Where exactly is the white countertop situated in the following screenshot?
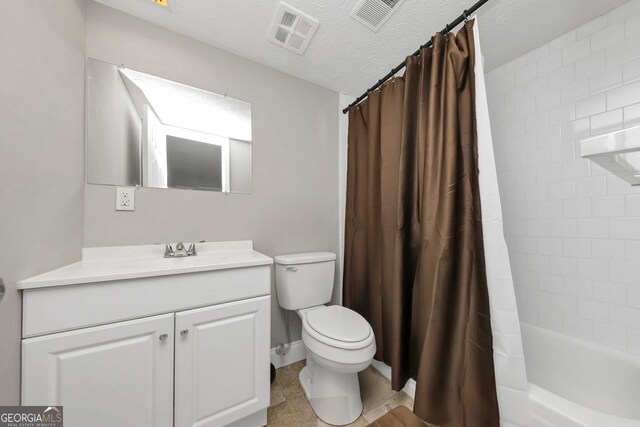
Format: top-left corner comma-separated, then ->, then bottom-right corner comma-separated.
18,241 -> 273,290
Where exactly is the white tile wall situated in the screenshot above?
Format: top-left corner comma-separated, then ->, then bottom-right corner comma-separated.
486,0 -> 640,356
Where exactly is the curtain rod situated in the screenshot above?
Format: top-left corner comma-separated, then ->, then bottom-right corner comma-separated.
342,0 -> 491,114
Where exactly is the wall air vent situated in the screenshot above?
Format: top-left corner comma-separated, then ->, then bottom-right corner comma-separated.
269,3 -> 319,55
350,0 -> 407,32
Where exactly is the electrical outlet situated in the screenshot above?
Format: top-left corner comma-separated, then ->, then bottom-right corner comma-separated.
116,187 -> 135,211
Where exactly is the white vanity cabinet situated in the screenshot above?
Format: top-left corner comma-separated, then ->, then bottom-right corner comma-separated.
19,241 -> 272,427
174,296 -> 270,427
22,313 -> 176,427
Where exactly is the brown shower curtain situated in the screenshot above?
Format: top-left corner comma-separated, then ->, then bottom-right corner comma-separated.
343,20 -> 499,426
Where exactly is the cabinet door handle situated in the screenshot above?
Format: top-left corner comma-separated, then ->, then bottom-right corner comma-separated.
180,329 -> 189,337
159,333 -> 169,341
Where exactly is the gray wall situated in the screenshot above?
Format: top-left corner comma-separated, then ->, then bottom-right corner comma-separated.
84,2 -> 341,347
0,0 -> 86,404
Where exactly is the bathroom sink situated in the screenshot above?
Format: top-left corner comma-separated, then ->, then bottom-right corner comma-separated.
18,241 -> 272,290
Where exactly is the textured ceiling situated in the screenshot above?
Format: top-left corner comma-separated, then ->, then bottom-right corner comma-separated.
92,0 -> 627,96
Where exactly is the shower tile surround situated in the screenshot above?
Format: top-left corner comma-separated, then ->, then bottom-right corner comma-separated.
486,0 -> 640,355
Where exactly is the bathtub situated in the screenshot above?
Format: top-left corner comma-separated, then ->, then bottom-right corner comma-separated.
520,323 -> 640,426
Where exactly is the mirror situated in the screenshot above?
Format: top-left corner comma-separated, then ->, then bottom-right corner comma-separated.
86,58 -> 252,193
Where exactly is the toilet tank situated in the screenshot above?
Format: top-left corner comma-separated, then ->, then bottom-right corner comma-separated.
274,252 -> 336,310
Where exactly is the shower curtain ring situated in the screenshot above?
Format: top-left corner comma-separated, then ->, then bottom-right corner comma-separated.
463,9 -> 469,23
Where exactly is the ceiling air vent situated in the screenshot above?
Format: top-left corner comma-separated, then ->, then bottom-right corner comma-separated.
269,3 -> 319,55
350,0 -> 407,32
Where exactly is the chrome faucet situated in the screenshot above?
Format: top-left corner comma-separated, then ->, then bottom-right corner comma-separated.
174,242 -> 188,257
156,241 -> 205,258
187,240 -> 205,256
157,243 -> 175,258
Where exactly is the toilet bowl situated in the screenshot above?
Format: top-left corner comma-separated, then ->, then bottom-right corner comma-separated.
298,306 -> 376,425
274,252 -> 376,425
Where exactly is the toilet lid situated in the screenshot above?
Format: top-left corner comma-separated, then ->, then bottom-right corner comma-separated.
305,306 -> 371,343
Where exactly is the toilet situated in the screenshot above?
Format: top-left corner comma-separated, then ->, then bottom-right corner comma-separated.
275,252 -> 376,425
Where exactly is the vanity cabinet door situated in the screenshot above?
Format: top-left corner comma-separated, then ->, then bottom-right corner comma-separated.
22,313 -> 174,427
174,295 -> 270,427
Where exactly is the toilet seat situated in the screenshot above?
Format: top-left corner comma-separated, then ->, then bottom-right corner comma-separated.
301,306 -> 374,350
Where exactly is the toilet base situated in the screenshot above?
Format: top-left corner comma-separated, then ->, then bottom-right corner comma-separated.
299,355 -> 363,425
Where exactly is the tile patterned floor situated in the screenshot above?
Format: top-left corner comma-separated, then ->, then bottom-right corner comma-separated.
268,360 -> 416,426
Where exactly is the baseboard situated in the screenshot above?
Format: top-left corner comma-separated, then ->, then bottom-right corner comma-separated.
402,378 -> 416,398
370,359 -> 416,398
370,359 -> 392,378
270,340 -> 306,369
